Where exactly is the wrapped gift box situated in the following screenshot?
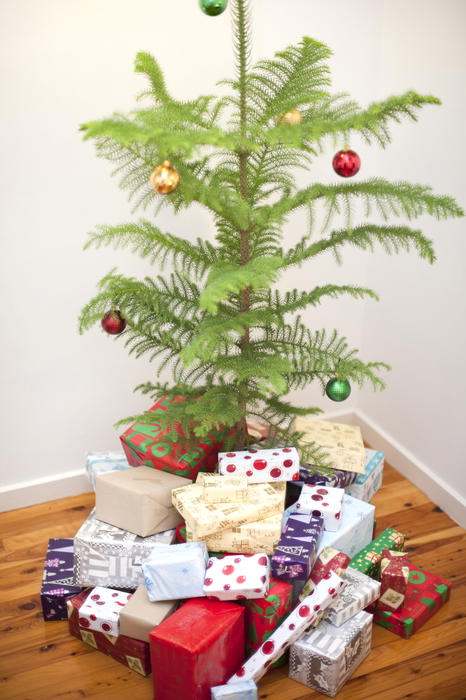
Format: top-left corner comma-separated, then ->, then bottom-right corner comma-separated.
218,447 -> 299,484
73,509 -> 176,589
119,584 -> 178,642
85,450 -> 129,490
295,485 -> 344,531
211,680 -> 257,700
175,523 -> 187,543
289,610 -> 373,697
293,418 -> 366,474
237,577 -> 292,664
95,466 -> 189,537
40,538 -> 82,620
314,494 -> 375,559
369,566 -> 451,638
227,571 -> 345,685
298,464 -> 357,488
346,449 -> 384,502
325,566 -> 380,627
142,542 -> 209,601
67,590 -> 151,676
204,553 -> 270,601
189,513 -> 283,556
172,481 -> 285,540
350,527 -> 405,579
299,547 -> 351,603
197,473 -> 248,503
150,598 -> 245,700
78,586 -> 132,636
271,514 -> 323,581
120,394 -> 230,480
377,550 -> 410,612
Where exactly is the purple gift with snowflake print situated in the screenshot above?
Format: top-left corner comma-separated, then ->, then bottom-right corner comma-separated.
271,515 -> 323,581
40,538 -> 82,620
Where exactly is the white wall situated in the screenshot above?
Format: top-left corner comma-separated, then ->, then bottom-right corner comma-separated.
1,2 -> 464,508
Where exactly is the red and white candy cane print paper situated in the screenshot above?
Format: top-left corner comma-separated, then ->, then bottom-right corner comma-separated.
78,586 -> 132,636
203,553 -> 271,601
218,447 -> 299,484
295,485 -> 344,531
226,571 -> 346,685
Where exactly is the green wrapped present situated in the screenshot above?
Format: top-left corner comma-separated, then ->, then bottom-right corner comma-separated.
349,527 -> 405,579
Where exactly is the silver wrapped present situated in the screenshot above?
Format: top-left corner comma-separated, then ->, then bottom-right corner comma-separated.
289,610 -> 372,697
324,566 -> 381,627
73,509 -> 175,589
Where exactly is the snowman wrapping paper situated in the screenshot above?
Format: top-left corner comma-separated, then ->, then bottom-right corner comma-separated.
295,485 -> 344,531
204,553 -> 270,601
218,447 -> 299,483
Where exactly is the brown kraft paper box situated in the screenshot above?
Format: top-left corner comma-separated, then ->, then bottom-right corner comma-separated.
95,466 -> 190,537
119,585 -> 178,642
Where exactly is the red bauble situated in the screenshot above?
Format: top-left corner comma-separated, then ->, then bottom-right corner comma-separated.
101,309 -> 126,335
332,149 -> 361,177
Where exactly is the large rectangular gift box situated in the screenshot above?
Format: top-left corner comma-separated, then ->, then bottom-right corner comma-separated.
85,450 -> 129,490
173,481 -> 285,540
119,585 -> 178,642
120,394 -> 230,480
369,565 -> 451,638
150,598 -> 245,700
188,513 -> 283,555
73,509 -> 175,588
346,449 -> 384,502
143,542 -> 209,601
196,473 -> 248,503
289,610 -> 373,697
324,566 -> 380,627
67,590 -> 151,676
95,466 -> 189,537
349,527 -> 405,579
41,538 -> 82,620
218,447 -> 299,483
293,417 -> 366,474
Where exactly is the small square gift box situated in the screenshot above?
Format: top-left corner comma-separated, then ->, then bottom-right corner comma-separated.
85,450 -> 129,490
142,541 -> 209,601
119,584 -> 178,642
77,586 -> 132,636
294,485 -> 344,531
271,514 -> 323,581
298,547 -> 351,603
211,680 -> 258,700
346,449 -> 384,502
377,550 -> 410,612
350,527 -> 405,579
203,553 -> 270,601
227,571 -> 346,685
288,610 -> 373,697
196,473 -> 248,503
218,446 -> 299,484
95,465 -> 189,537
40,538 -> 82,620
324,566 -> 380,627
150,598 -> 245,700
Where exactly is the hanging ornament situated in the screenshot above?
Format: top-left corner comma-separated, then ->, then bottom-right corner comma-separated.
332,149 -> 361,177
199,0 -> 228,16
278,108 -> 302,126
101,309 -> 126,335
325,377 -> 351,402
149,160 -> 180,194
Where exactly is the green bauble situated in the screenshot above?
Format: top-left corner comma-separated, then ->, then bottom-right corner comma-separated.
199,0 -> 228,16
325,377 -> 351,402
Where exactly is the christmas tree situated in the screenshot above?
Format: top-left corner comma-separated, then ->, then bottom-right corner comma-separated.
79,0 -> 462,460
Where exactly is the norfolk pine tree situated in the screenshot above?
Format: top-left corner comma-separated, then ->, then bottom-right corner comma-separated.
79,0 -> 463,463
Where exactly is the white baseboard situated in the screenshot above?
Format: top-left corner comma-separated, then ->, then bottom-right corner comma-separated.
1,411 -> 465,528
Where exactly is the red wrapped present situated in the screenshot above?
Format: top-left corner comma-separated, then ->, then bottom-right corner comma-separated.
149,598 -> 244,700
298,546 -> 351,603
67,590 -> 151,676
175,523 -> 187,543
237,577 -> 292,668
377,549 -> 410,612
369,565 -> 451,638
120,395 -> 231,480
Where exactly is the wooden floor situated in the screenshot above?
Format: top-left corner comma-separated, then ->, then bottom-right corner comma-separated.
1,461 -> 465,700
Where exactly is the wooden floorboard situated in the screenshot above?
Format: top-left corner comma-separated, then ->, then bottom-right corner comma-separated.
0,462 -> 465,700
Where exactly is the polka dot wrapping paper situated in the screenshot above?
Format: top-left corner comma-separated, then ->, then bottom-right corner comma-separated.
226,570 -> 346,685
204,553 -> 270,601
78,586 -> 132,636
218,447 -> 299,484
295,485 -> 345,531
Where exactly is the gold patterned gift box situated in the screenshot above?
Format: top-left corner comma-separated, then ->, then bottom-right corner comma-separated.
196,473 -> 248,503
293,417 -> 366,474
172,481 -> 286,540
186,513 -> 283,555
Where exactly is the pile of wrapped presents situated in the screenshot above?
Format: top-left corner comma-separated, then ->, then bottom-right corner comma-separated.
40,396 -> 451,699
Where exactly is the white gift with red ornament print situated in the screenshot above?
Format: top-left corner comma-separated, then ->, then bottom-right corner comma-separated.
295,485 -> 344,532
218,447 -> 299,484
77,586 -> 132,636
203,553 -> 270,601
226,571 -> 346,684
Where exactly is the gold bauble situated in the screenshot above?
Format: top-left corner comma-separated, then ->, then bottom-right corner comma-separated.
279,108 -> 302,126
149,160 -> 180,194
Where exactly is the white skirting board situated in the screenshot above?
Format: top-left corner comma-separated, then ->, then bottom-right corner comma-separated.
1,411 -> 465,528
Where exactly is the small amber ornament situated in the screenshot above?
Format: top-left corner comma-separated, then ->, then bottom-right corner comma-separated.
279,108 -> 302,126
149,160 -> 180,194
